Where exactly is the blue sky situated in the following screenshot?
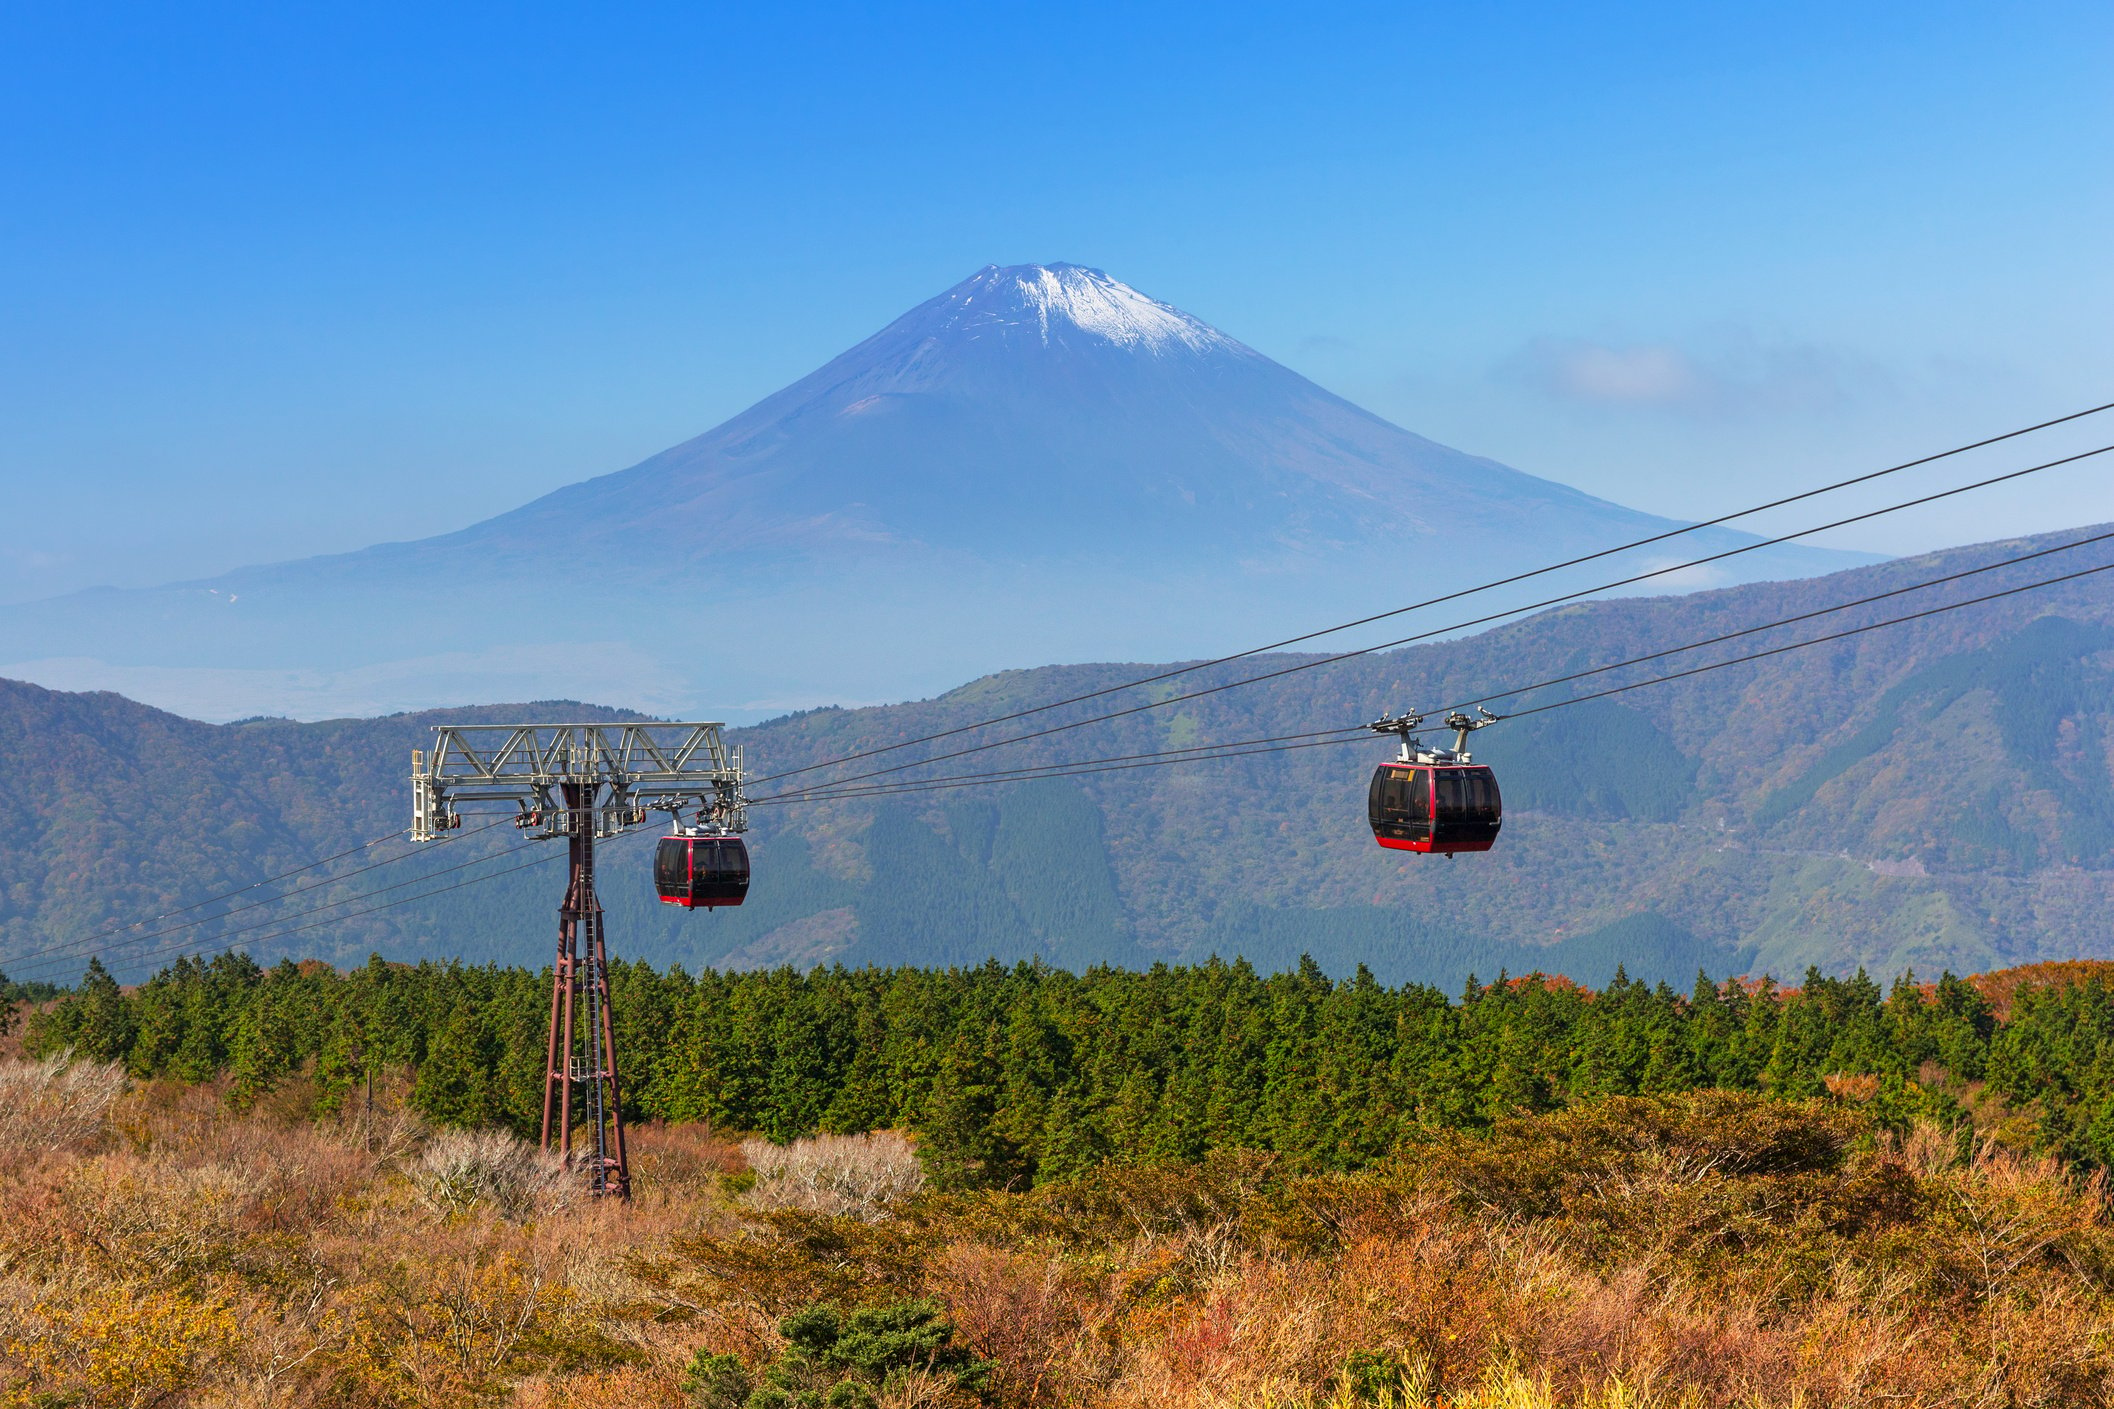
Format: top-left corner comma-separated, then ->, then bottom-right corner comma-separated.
2,0 -> 2109,603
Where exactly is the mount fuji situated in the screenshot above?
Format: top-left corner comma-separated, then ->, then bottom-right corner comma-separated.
0,264 -> 1870,720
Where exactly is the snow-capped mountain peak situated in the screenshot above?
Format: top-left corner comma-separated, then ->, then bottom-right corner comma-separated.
937,263 -> 1241,354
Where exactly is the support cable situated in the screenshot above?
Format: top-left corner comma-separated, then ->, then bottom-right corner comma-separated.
754,733 -> 1374,806
6,827 -> 408,965
0,817 -> 516,974
3,829 -> 552,980
1472,556 -> 2114,725
21,412 -> 2114,981
755,445 -> 2113,802
745,726 -> 1374,806
745,401 -> 2114,790
51,828 -> 657,985
1419,528 -> 2114,717
753,536 -> 2114,806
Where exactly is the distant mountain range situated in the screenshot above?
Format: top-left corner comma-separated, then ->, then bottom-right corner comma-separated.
0,263 -> 1865,723
4,521 -> 2109,991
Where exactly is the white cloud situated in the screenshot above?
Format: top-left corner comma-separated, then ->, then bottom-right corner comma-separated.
1499,331 -> 1891,418
1542,342 -> 1702,404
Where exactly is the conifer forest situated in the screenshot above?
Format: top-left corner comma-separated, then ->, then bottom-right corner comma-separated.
26,951 -> 2114,1177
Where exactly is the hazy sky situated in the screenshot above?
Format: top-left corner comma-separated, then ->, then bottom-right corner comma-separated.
2,1 -> 2109,604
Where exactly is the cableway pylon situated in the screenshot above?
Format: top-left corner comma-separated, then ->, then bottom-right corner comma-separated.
411,723 -> 747,1200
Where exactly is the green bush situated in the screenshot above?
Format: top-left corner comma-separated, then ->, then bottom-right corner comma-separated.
682,1350 -> 754,1409
745,1300 -> 993,1409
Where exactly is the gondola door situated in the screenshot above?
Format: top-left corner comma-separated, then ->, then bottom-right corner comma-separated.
1368,763 -> 1433,851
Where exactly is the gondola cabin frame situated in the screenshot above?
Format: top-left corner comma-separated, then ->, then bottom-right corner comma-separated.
1367,761 -> 1503,854
654,832 -> 752,908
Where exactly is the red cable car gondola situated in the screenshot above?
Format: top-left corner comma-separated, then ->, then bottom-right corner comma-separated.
1366,708 -> 1503,855
654,831 -> 751,908
1368,761 -> 1503,853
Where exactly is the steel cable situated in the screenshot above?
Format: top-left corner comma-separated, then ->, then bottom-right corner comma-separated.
745,401 -> 2114,790
0,817 -> 517,973
752,444 -> 2114,803
752,534 -> 2114,806
30,549 -> 2110,980
22,411 -> 2114,979
3,828 -> 552,980
50,829 -> 658,982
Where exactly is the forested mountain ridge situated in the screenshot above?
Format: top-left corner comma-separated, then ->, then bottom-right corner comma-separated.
0,691 -> 639,980
2,522 -> 2111,987
714,521 -> 2114,983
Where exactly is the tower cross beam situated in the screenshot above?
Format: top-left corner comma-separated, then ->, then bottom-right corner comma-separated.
412,723 -> 745,841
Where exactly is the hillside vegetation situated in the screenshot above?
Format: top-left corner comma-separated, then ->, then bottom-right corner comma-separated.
4,1053 -> 2111,1407
3,524 -> 2112,985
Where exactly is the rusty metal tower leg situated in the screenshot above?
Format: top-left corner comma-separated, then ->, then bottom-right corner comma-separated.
580,881 -> 630,1199
539,901 -> 572,1157
541,782 -> 630,1199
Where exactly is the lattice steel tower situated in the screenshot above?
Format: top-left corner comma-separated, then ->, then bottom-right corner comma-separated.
411,723 -> 745,1199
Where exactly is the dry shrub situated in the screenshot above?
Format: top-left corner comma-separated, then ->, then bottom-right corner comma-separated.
332,1241 -> 596,1406
5,1082 -> 2113,1409
1410,1092 -> 1924,1302
742,1130 -> 923,1219
1411,1365 -> 1690,1408
1090,1103 -> 2114,1409
113,1073 -> 366,1174
44,1156 -> 257,1283
85,1075 -> 389,1250
1416,1092 -> 1864,1224
640,1204 -> 937,1322
1106,1219 -> 1519,1409
0,1052 -> 124,1152
629,1121 -> 748,1207
1882,1117 -> 1962,1176
878,1365 -> 978,1409
1504,1256 -> 1797,1404
1109,1226 -> 1795,1409
512,1364 -> 689,1408
411,1126 -> 577,1220
314,1065 -> 430,1161
0,1077 -> 688,1409
1821,1071 -> 1880,1102
1921,1140 -> 2107,1300
928,1242 -> 1112,1406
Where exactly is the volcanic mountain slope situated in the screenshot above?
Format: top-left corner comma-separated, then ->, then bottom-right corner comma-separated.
2,522 -> 2108,991
0,263 -> 1862,722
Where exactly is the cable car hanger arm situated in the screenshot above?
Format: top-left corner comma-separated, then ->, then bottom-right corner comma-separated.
1367,707 -> 1499,762
411,722 -> 748,842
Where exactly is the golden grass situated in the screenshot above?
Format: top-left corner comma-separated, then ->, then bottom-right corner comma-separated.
2,1065 -> 2109,1409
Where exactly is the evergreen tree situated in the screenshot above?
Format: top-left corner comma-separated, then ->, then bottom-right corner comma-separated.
919,1011 -> 1021,1188
227,980 -> 300,1106
51,957 -> 135,1062
412,998 -> 504,1127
